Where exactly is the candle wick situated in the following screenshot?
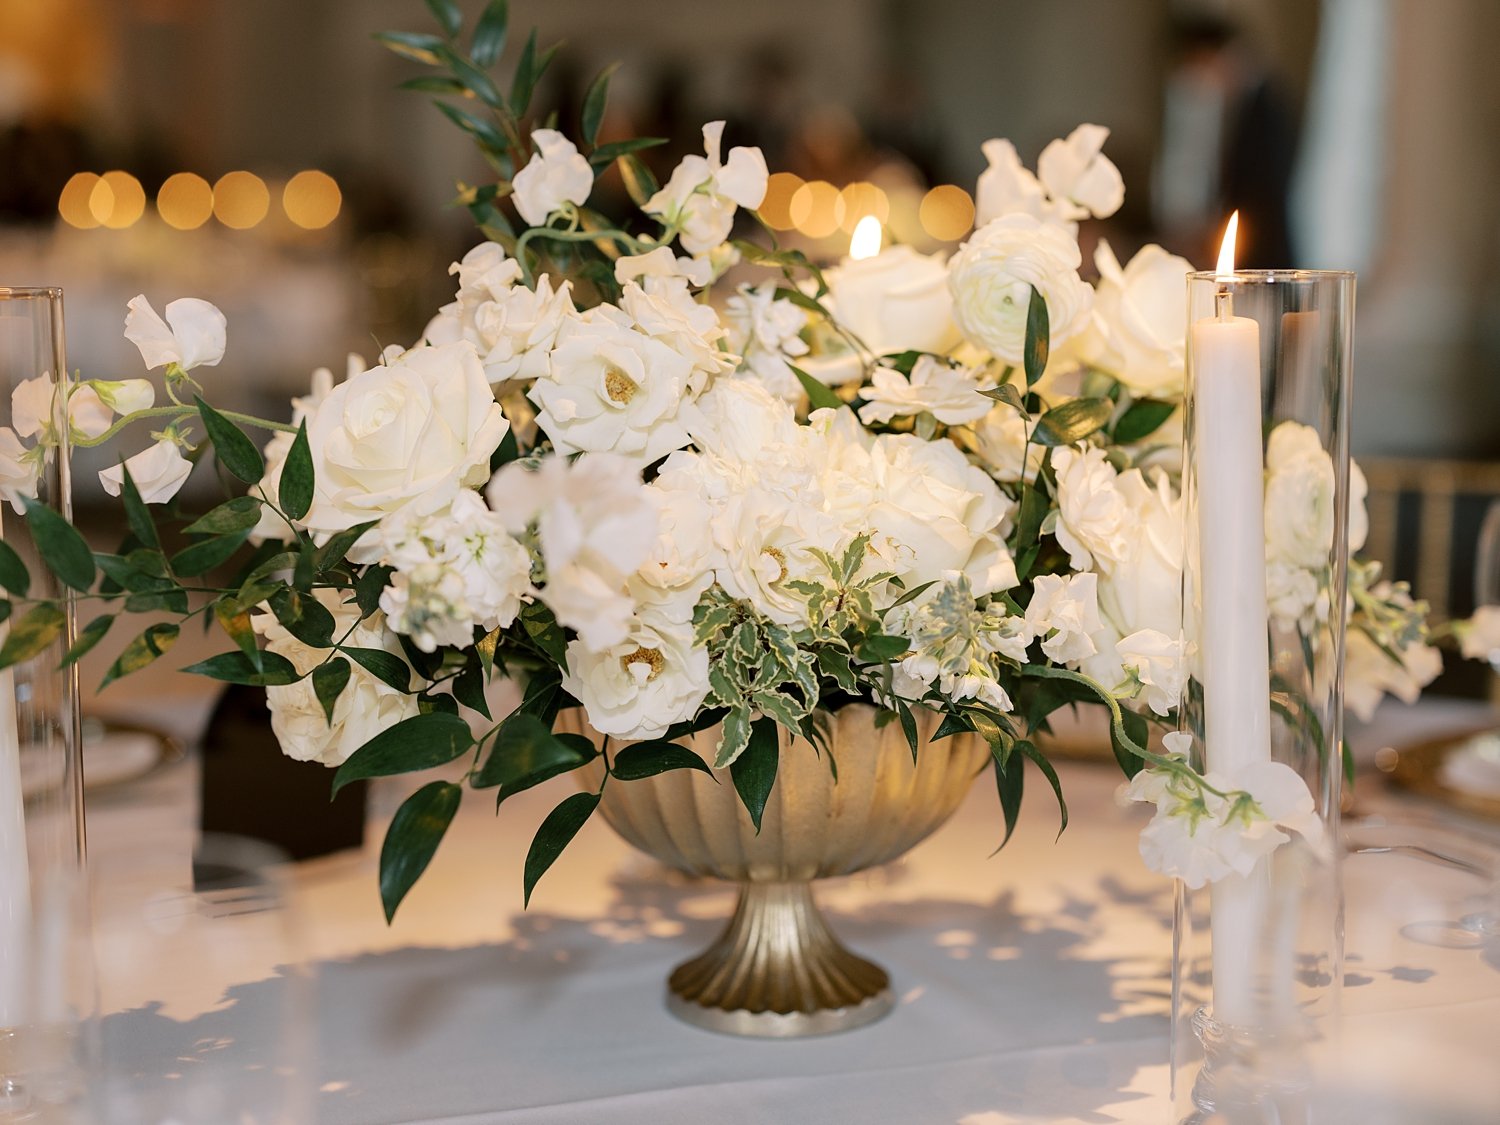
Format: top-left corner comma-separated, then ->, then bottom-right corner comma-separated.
1215,287 -> 1233,322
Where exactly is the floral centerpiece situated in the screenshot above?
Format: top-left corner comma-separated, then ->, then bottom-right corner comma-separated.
0,1 -> 1448,931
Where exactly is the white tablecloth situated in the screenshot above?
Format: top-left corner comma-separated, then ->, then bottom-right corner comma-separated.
80,692 -> 1500,1124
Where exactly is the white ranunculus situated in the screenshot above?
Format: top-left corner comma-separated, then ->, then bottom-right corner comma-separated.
857,356 -> 992,427
948,214 -> 1094,364
974,138 -> 1050,226
486,453 -> 659,652
1459,604 -> 1500,663
532,309 -> 701,468
0,427 -> 41,513
1051,444 -> 1128,571
1115,628 -> 1188,716
1344,628 -> 1442,723
822,244 -> 961,357
253,591 -> 420,767
98,439 -> 193,504
1025,572 -> 1103,663
11,375 -> 55,440
301,342 -> 508,548
1264,422 -> 1336,571
511,129 -> 593,227
124,295 -> 226,371
970,402 -> 1041,483
252,362 -> 341,544
644,121 -> 768,254
865,434 -> 1018,596
723,283 -> 809,402
1036,124 -> 1124,221
1089,240 -> 1191,396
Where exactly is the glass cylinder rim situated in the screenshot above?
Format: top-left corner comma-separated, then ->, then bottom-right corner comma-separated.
1187,269 -> 1355,284
0,286 -> 64,300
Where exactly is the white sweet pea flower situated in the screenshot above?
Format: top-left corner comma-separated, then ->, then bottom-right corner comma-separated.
1088,240 -> 1192,397
1036,124 -> 1124,221
124,295 -> 226,371
65,379 -> 155,441
1051,444 -> 1128,570
1025,572 -> 1103,663
1345,628 -> 1442,722
644,120 -> 768,255
857,356 -> 992,427
10,375 -> 56,440
1459,604 -> 1500,663
723,283 -> 809,402
974,138 -> 1050,226
511,129 -> 593,227
614,246 -> 715,292
99,438 -> 193,504
0,427 -> 42,512
947,214 -> 1094,364
1115,629 -> 1189,716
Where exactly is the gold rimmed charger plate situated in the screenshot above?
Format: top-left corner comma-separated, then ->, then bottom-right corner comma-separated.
1382,727 -> 1500,822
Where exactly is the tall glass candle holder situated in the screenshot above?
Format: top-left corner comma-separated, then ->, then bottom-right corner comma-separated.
1174,269 -> 1355,1122
0,287 -> 89,1118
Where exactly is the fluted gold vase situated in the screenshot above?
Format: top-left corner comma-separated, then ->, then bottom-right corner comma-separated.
562,703 -> 990,1037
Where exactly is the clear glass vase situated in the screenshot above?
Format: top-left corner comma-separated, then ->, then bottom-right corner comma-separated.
1173,270 -> 1356,1122
0,287 -> 90,1120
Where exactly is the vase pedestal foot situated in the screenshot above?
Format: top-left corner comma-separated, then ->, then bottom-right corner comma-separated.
665,881 -> 894,1038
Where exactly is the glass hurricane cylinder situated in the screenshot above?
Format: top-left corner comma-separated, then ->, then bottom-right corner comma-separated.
1173,270 -> 1355,1122
0,288 -> 90,1119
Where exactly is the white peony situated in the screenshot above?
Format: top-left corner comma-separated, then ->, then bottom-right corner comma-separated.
947,214 -> 1094,364
1024,572 -> 1103,663
511,129 -> 593,226
644,120 -> 768,254
0,427 -> 41,513
98,439 -> 193,504
1036,124 -> 1124,221
974,138 -> 1050,226
1051,444 -> 1128,571
300,342 -> 509,549
857,356 -> 992,427
124,295 -> 226,371
970,402 -> 1042,483
251,361 -> 340,544
1344,628 -> 1442,723
1115,628 -> 1189,716
1089,240 -> 1192,396
253,591 -> 420,767
687,377 -> 808,474
486,453 -> 659,652
723,283 -> 809,402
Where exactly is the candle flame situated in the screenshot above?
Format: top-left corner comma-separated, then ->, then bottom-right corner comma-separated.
849,215 -> 882,260
1215,211 -> 1240,280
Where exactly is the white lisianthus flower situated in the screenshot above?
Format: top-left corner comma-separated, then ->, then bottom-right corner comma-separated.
1088,240 -> 1191,396
723,283 -> 809,402
10,375 -> 56,440
619,282 -> 736,388
562,591 -> 711,740
970,403 -> 1041,483
1051,444 -> 1128,571
857,356 -> 992,427
98,439 -> 193,504
531,309 -> 701,468
1115,629 -> 1189,716
947,214 -> 1094,364
1264,422 -> 1336,571
124,295 -> 226,371
253,591 -> 419,768
1024,572 -> 1103,663
974,138 -> 1050,226
1459,604 -> 1500,663
511,129 -> 593,227
301,342 -> 508,551
486,453 -> 659,652
252,362 -> 341,544
1036,124 -> 1125,221
377,490 -> 533,652
424,243 -> 575,386
644,120 -> 768,254
0,427 -> 42,512
1344,628 -> 1443,723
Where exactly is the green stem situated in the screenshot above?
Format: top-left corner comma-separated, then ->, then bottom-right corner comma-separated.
72,405 -> 296,449
514,223 -> 645,284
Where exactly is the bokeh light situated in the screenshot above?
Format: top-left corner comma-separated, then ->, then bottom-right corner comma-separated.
57,172 -> 102,229
758,171 -> 803,231
789,180 -> 841,239
835,181 -> 890,234
96,171 -> 146,229
156,172 -> 214,230
282,170 -> 342,229
919,184 -> 975,242
213,171 -> 270,229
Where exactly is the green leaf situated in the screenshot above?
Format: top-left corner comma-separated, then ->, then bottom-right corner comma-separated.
469,0 -> 509,67
61,614 -> 114,668
729,717 -> 779,832
182,649 -> 300,687
1017,740 -> 1067,839
100,622 -> 178,689
316,521 -> 380,570
1115,710 -> 1149,780
374,29 -> 444,66
270,587 -> 337,648
474,712 -> 593,790
398,74 -> 466,95
22,497 -> 94,592
618,153 -> 659,208
433,99 -> 507,153
792,366 -> 843,412
509,29 -> 540,114
452,659 -> 490,719
856,632 -> 908,663
931,711 -> 973,742
183,495 -> 262,536
897,700 -> 920,763
117,465 -> 161,550
1113,397 -> 1177,445
1342,737 -> 1356,793
0,600 -> 9,626
278,422 -> 314,522
992,743 -> 1024,852
1023,285 -> 1049,387
0,538 -> 30,597
980,382 -> 1026,412
611,740 -> 714,781
523,791 -> 599,906
213,597 -> 262,669
519,601 -> 566,665
423,0 -> 462,38
488,427 -> 519,474
333,711 -> 475,795
342,646 -> 411,692
436,43 -> 506,110
195,397 -> 264,483
380,781 -> 462,922
313,658 -> 351,725
581,62 -> 619,147
588,137 -> 667,168
122,585 -> 190,615
1032,397 -> 1114,447
0,602 -> 67,669
171,528 -> 251,577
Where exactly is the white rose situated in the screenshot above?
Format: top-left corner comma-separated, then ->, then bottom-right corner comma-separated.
712,486 -> 842,627
948,215 -> 1093,364
1051,444 -> 1128,571
0,427 -> 42,513
1095,467 -> 1183,638
619,282 -> 735,388
301,342 -> 509,547
823,245 -> 961,356
974,138 -> 1050,226
686,376 -> 810,479
98,439 -> 193,504
1263,422 -> 1336,571
1348,459 -> 1369,554
724,283 -> 809,402
1089,240 -> 1191,396
124,295 -> 226,371
253,591 -> 420,767
857,356 -> 992,427
1025,572 -> 1103,663
511,129 -> 593,227
641,455 -> 719,593
1036,124 -> 1124,221
645,121 -> 768,255
532,309 -> 700,468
